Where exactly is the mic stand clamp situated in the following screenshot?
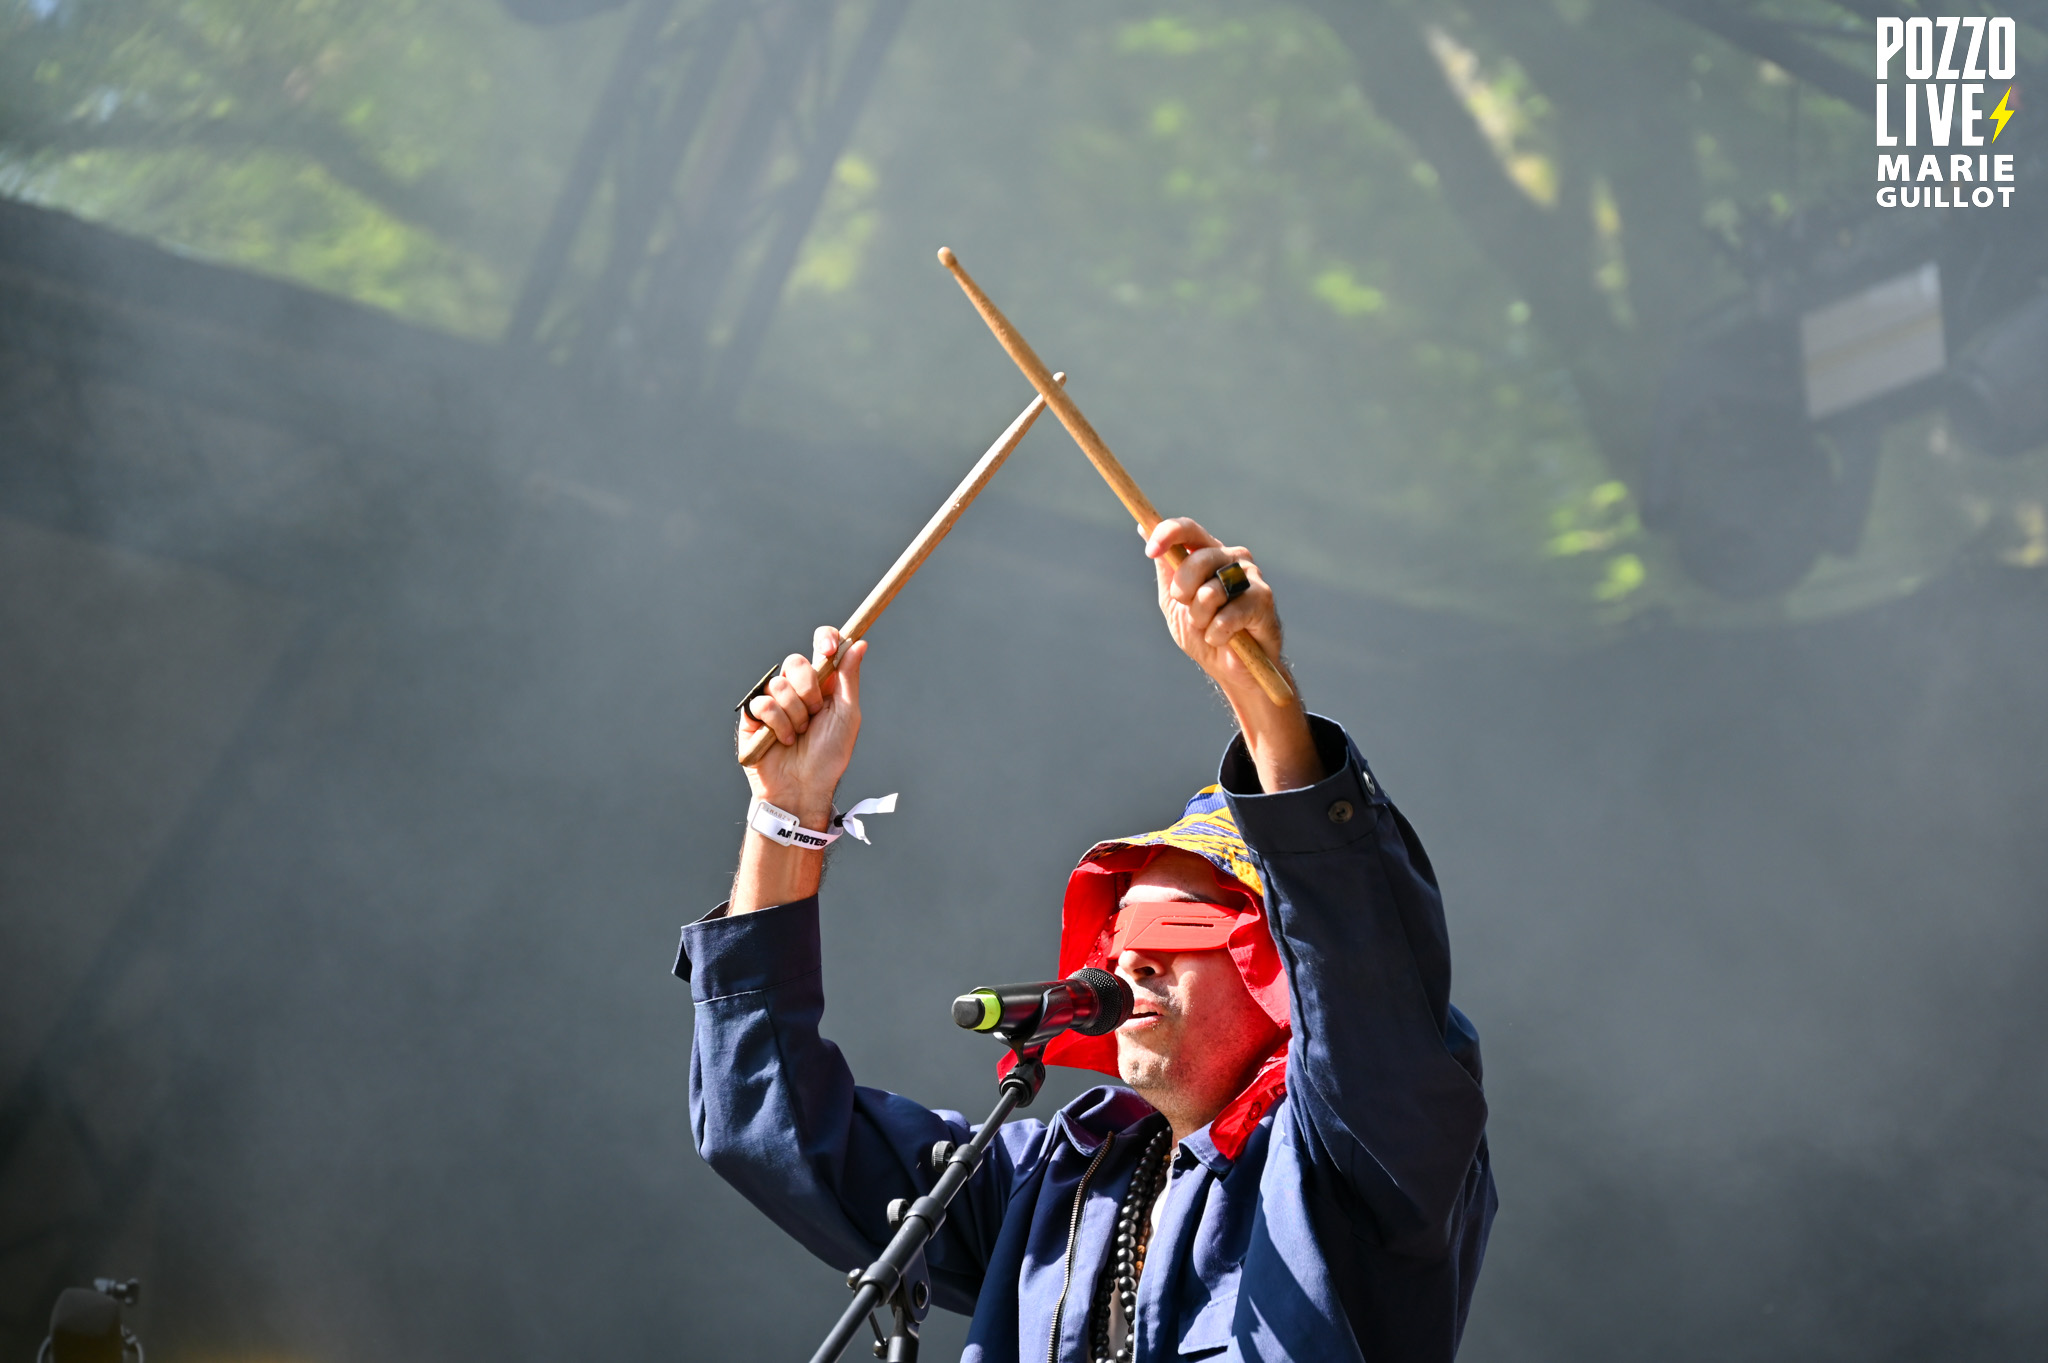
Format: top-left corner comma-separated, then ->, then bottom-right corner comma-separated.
806,1047 -> 1049,1363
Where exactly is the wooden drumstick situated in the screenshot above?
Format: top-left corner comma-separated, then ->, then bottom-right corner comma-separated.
737,376 -> 1066,767
936,247 -> 1297,707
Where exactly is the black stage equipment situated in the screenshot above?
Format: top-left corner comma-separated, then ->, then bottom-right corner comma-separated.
39,1280 -> 142,1363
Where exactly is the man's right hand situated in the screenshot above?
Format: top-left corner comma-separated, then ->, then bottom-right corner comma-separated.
729,627 -> 866,916
738,625 -> 866,832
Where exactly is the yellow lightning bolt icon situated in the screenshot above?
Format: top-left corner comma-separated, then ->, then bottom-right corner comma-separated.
1989,86 -> 2015,143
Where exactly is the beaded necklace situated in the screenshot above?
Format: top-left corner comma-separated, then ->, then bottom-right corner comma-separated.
1087,1123 -> 1174,1363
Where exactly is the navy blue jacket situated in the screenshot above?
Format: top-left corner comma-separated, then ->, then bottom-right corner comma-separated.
676,718 -> 1496,1361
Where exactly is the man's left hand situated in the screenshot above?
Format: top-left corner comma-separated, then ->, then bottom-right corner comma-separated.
1147,517 -> 1286,704
1146,516 -> 1324,793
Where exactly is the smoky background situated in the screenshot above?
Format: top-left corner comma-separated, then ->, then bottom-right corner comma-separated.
3,3 -> 2046,1363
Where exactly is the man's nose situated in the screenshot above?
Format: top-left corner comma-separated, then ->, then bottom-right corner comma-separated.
1116,948 -> 1163,980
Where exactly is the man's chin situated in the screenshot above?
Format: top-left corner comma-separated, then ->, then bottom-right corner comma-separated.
1116,1039 -> 1172,1093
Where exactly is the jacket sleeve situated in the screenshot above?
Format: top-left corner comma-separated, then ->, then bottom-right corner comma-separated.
1219,715 -> 1490,1258
676,895 -> 1041,1313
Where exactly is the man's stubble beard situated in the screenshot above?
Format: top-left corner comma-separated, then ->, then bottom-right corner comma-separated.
1116,1029 -> 1183,1110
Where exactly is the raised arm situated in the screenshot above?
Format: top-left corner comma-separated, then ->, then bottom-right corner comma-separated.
686,631 -> 1040,1308
1147,518 -> 1490,1258
1219,722 -> 1489,1258
680,896 -> 1039,1312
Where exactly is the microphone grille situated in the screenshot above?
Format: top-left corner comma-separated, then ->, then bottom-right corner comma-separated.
1069,967 -> 1133,1036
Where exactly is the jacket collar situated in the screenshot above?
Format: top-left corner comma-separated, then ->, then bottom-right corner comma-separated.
1052,1086 -> 1158,1154
1051,1054 -> 1286,1164
1206,1052 -> 1287,1162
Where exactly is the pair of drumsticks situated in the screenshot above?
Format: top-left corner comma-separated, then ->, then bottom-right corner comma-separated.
736,248 -> 1294,766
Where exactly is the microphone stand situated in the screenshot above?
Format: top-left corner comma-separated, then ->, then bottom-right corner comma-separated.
805,1046 -> 1048,1363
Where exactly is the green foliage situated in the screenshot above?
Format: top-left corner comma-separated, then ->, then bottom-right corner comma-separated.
747,1 -> 1672,624
1,0 -> 616,332
5,0 -> 2043,631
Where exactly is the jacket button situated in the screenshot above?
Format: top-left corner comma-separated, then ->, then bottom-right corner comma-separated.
1327,799 -> 1354,824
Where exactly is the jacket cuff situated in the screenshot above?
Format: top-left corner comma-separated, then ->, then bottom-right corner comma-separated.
672,895 -> 822,1002
1217,714 -> 1384,855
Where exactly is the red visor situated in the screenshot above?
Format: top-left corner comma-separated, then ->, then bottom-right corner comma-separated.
1109,898 -> 1243,953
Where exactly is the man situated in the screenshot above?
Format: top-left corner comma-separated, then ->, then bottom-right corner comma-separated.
676,517 -> 1496,1362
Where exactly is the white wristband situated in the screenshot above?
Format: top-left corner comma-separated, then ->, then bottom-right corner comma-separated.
747,793 -> 898,850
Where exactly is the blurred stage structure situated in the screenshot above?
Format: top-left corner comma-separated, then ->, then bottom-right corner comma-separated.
0,194 -> 506,1360
1640,2 -> 2048,598
2,0 -> 925,1330
1647,181 -> 2048,599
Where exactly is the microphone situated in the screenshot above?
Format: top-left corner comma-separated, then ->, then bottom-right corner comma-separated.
952,969 -> 1133,1045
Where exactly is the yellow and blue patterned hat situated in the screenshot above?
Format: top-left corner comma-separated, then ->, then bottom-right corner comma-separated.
1080,784 -> 1265,901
